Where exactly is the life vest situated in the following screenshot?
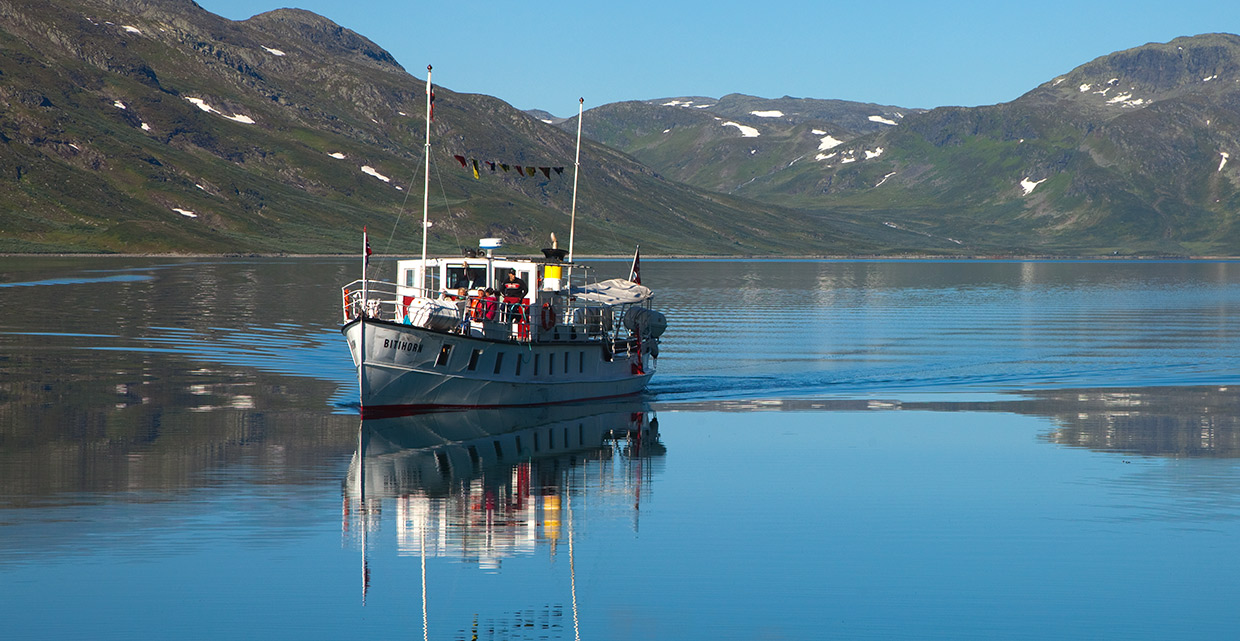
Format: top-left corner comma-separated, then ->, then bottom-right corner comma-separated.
540,303 -> 556,330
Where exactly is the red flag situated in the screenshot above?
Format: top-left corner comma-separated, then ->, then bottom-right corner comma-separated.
429,90 -> 435,121
453,154 -> 467,167
629,246 -> 641,285
364,227 -> 373,269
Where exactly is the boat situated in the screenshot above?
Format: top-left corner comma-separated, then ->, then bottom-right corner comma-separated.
340,67 -> 666,415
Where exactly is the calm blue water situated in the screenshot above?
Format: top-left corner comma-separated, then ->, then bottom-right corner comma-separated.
4,257 -> 1240,639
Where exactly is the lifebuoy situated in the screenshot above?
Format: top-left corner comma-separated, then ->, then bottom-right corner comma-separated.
468,296 -> 484,321
540,303 -> 556,330
343,288 -> 353,320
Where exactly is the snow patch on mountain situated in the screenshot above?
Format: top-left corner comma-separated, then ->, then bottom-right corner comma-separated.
722,122 -> 760,137
185,97 -> 256,124
361,166 -> 390,182
868,115 -> 898,126
750,110 -> 784,118
1020,177 -> 1046,195
817,133 -> 843,151
662,99 -> 715,109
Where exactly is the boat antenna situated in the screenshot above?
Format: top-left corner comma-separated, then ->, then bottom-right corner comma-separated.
420,65 -> 433,288
568,97 -> 583,263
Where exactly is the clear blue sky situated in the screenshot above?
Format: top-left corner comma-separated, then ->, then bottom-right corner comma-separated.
197,0 -> 1238,116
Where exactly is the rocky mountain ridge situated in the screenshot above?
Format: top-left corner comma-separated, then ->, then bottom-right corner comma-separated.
570,33 -> 1240,254
4,0 -> 1239,256
0,0 -> 853,255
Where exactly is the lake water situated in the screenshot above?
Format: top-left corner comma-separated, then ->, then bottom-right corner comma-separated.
5,257 -> 1240,639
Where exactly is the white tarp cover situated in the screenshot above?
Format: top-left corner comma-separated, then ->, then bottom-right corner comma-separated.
568,278 -> 652,305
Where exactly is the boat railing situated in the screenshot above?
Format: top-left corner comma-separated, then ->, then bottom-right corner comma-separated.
343,279 -> 651,347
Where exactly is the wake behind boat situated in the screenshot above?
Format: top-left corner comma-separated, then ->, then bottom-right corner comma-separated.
340,68 -> 666,415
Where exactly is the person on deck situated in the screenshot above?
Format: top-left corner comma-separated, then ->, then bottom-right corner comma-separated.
502,271 -> 527,322
479,288 -> 498,321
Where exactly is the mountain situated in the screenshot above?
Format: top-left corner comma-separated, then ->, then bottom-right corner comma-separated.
567,94 -> 920,195
571,34 -> 1240,255
0,0 -> 879,255
6,2 -> 1240,256
781,32 -> 1240,255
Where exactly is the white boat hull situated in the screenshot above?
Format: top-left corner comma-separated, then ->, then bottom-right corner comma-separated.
343,317 -> 655,413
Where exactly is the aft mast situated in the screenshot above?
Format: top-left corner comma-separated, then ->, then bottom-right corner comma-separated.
568,97 -> 583,263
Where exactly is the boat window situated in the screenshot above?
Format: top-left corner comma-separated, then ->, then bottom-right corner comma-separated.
564,352 -> 570,374
493,352 -> 505,375
493,440 -> 503,457
563,427 -> 570,448
404,269 -> 415,287
548,429 -> 555,449
434,451 -> 450,475
515,354 -> 523,376
578,424 -> 583,445
436,344 -> 453,367
549,353 -> 555,376
446,264 -> 486,290
578,351 -> 584,373
467,349 -> 481,371
467,445 -> 480,471
533,432 -> 540,452
534,354 -> 540,376
515,435 -> 523,453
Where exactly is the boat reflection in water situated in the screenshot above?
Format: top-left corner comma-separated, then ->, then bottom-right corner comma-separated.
343,399 -> 662,611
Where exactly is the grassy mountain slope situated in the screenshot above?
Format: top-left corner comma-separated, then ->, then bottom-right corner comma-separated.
567,34 -> 1240,255
564,94 -> 920,196
738,34 -> 1240,255
0,0 -> 885,255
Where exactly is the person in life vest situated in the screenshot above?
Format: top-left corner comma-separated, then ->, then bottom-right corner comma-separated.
501,271 -> 527,322
480,288 -> 498,321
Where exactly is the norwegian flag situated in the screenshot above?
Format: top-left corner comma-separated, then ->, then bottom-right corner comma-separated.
364,227 -> 372,269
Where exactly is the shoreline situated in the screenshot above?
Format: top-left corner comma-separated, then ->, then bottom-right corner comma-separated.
4,253 -> 1240,261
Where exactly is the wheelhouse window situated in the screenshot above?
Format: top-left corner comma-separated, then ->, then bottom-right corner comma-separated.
436,344 -> 453,367
445,264 -> 487,290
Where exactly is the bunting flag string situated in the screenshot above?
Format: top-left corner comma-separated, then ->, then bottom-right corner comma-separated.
451,154 -> 565,181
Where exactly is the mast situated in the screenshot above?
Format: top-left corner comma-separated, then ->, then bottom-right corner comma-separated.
420,65 -> 433,289
359,226 -> 369,410
567,97 -> 583,263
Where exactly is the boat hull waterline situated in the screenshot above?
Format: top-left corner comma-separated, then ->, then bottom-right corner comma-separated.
344,317 -> 654,415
